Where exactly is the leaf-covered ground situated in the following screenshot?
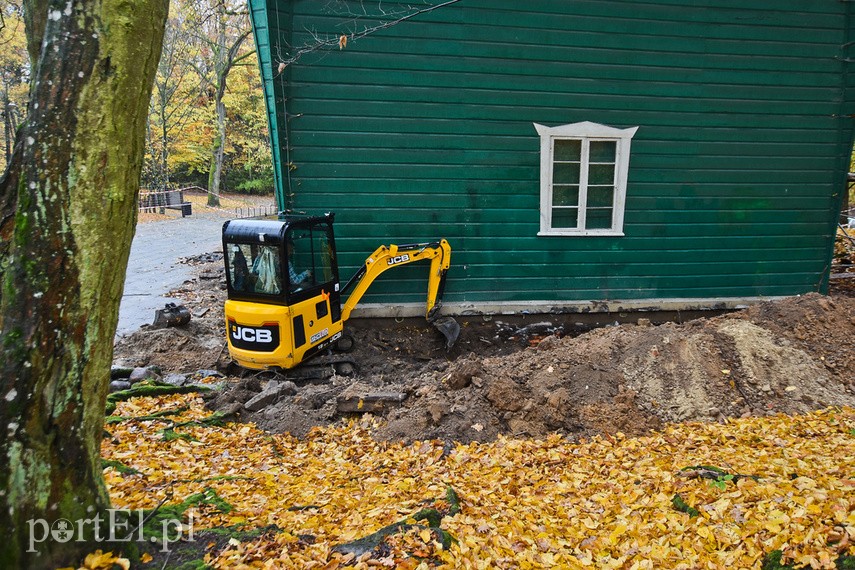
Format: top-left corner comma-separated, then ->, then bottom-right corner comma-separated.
99,393 -> 855,569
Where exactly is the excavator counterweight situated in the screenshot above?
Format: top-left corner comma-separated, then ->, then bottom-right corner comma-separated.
222,213 -> 458,372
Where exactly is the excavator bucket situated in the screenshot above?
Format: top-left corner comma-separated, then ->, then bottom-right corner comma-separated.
432,316 -> 460,349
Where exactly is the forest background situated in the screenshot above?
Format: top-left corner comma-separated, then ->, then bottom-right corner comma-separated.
0,0 -> 271,205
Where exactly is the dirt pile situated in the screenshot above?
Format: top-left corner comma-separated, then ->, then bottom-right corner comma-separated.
373,297 -> 854,443
113,260 -> 228,372
114,259 -> 855,444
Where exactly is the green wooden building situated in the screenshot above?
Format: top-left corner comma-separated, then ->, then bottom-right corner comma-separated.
248,0 -> 854,317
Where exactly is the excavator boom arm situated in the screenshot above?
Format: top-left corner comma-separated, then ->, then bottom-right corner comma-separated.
340,239 -> 452,324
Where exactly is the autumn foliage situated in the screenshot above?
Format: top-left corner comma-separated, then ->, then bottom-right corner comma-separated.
98,391 -> 855,569
143,0 -> 270,196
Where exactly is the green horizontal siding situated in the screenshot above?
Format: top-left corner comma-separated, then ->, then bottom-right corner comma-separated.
256,0 -> 855,305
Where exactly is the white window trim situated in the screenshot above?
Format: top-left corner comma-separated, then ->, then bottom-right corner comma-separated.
534,121 -> 638,236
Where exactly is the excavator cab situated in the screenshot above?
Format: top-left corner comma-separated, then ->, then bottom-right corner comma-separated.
223,213 -> 459,373
223,214 -> 346,370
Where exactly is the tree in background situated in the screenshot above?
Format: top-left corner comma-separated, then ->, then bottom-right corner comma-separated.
145,0 -> 208,192
187,0 -> 254,207
0,4 -> 29,172
0,0 -> 167,566
142,0 -> 271,202
222,51 -> 274,194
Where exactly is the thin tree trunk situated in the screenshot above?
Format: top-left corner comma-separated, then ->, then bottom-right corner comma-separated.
208,98 -> 225,207
207,2 -> 228,208
161,105 -> 169,189
3,85 -> 12,165
205,1 -> 250,208
0,0 -> 167,567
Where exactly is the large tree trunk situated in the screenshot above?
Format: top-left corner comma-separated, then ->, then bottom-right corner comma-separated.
0,1 -> 167,568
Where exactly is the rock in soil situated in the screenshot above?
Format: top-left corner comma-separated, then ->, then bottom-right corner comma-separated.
109,380 -> 131,393
337,392 -> 407,413
128,366 -> 160,385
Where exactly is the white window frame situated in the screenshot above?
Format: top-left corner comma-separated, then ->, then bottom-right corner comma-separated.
534,121 -> 638,236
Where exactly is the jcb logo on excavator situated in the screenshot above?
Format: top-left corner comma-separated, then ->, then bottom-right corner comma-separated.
228,321 -> 280,352
387,254 -> 410,265
232,327 -> 272,343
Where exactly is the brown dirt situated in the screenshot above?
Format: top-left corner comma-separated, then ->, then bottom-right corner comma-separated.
114,256 -> 855,444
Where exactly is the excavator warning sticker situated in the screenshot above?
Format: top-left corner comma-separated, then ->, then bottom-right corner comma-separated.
228,321 -> 280,352
310,328 -> 329,344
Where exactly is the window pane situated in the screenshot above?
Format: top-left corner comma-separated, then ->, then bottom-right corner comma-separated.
553,162 -> 580,185
287,223 -> 337,293
589,163 -> 615,185
553,185 -> 579,206
588,186 -> 614,208
225,242 -> 283,295
287,232 -> 315,292
586,208 -> 613,230
589,140 -> 616,162
552,207 -> 578,228
314,227 -> 337,283
554,139 -> 581,161
251,245 -> 283,294
226,243 -> 255,293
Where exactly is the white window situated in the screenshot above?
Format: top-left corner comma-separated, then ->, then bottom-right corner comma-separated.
534,121 -> 638,236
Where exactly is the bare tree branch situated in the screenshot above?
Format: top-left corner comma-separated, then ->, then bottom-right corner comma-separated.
276,0 -> 462,70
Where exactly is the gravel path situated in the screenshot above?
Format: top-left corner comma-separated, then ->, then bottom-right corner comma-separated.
117,212 -> 229,337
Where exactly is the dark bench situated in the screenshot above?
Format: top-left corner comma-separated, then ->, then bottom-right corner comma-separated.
163,189 -> 192,217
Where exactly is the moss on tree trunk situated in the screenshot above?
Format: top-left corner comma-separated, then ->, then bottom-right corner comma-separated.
0,0 -> 167,567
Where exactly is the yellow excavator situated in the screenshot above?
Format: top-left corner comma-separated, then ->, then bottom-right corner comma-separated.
222,213 -> 459,376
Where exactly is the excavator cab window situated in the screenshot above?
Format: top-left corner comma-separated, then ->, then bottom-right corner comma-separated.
223,215 -> 340,310
227,243 -> 282,295
287,233 -> 314,292
284,221 -> 339,304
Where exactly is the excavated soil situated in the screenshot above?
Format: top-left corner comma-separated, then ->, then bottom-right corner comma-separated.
113,256 -> 855,444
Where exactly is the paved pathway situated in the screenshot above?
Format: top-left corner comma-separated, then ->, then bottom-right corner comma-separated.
117,213 -> 228,336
